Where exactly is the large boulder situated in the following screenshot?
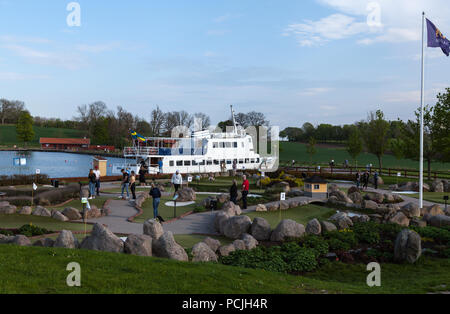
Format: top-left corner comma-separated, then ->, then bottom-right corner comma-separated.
428,215 -> 450,228
54,230 -> 78,249
329,190 -> 353,204
0,205 -> 16,214
221,202 -> 237,217
219,244 -> 235,257
223,216 -> 252,239
421,204 -> 444,217
255,204 -> 267,212
431,180 -> 444,193
364,192 -> 384,204
32,206 -> 51,217
348,192 -> 363,204
270,219 -> 305,242
52,210 -> 69,222
401,203 -> 421,218
363,200 -> 378,210
33,238 -> 55,247
397,182 -> 430,192
202,237 -> 221,253
18,206 -> 32,215
279,200 -> 290,210
394,229 -> 421,263
320,221 -> 337,233
266,202 -> 279,212
124,234 -> 152,256
370,176 -> 384,186
347,186 -> 361,195
328,184 -> 339,193
273,181 -> 290,193
153,231 -> 188,261
214,212 -> 230,234
241,233 -> 258,250
306,218 -> 322,235
216,193 -> 229,204
176,188 -> 196,202
192,242 -> 218,262
288,200 -> 300,208
10,235 -> 31,246
389,212 -> 410,227
62,207 -> 82,220
143,219 -> 164,240
329,212 -> 353,230
250,217 -> 271,241
384,193 -> 395,203
80,223 -> 124,253
86,205 -> 102,219
233,239 -> 246,250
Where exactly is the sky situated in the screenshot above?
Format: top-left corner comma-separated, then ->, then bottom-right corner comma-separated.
0,0 -> 449,129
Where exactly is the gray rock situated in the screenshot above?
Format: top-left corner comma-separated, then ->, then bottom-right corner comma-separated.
18,206 -> 32,215
255,204 -> 267,212
233,239 -> 246,250
364,192 -> 384,204
266,202 -> 279,211
80,223 -> 124,253
222,201 -> 237,217
250,217 -> 272,241
389,212 -> 410,227
214,212 -> 230,234
219,244 -> 235,257
152,231 -> 188,261
306,218 -> 321,235
62,207 -> 82,220
124,234 -> 152,256
401,202 -> 421,218
348,192 -> 363,204
0,205 -> 16,214
202,237 -> 221,252
363,200 -> 378,210
54,230 -> 78,249
223,215 -> 252,239
328,184 -> 339,193
428,215 -> 450,228
143,219 -> 164,240
192,242 -> 218,262
329,190 -> 353,203
52,210 -> 69,222
394,229 -> 421,263
241,233 -> 258,250
176,188 -> 196,202
431,180 -> 444,193
270,219 -> 305,242
10,235 -> 31,246
421,204 -> 444,217
384,193 -> 395,203
288,200 -> 300,208
279,200 -> 290,210
410,218 -> 427,228
320,221 -> 337,233
32,206 -> 51,217
33,238 -> 55,247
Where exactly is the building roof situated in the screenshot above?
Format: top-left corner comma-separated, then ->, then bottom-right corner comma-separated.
40,138 -> 90,145
304,175 -> 328,184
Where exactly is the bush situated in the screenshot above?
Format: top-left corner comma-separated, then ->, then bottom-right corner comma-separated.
353,222 -> 380,245
323,229 -> 358,249
300,235 -> 329,257
0,174 -> 51,187
17,224 -> 51,237
410,226 -> 450,245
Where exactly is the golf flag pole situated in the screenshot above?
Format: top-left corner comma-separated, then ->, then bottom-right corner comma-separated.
419,12 -> 425,210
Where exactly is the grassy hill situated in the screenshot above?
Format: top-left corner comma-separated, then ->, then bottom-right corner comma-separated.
0,124 -> 85,147
0,245 -> 448,294
280,141 -> 450,171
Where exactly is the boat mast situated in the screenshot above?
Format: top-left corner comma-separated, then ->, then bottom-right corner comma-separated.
230,105 -> 237,135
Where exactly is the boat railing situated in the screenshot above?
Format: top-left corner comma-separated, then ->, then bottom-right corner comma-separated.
124,147 -> 206,156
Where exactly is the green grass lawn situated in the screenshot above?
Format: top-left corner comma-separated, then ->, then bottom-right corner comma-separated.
0,214 -> 92,233
0,245 -> 448,294
280,141 -> 450,171
408,192 -> 450,204
0,124 -> 85,147
246,204 -> 336,228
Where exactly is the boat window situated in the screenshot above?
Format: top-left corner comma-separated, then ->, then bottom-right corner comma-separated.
169,161 -> 174,167
256,158 -> 260,163
213,160 -> 220,165
250,159 -> 255,163
192,160 -> 198,166
207,160 -> 212,165
239,159 -> 244,164
199,160 -> 205,166
220,142 -> 225,148
226,160 -> 232,164
176,160 -> 183,166
184,160 -> 191,166
233,142 -> 238,148
245,159 -> 250,163
225,142 -> 231,148
213,142 -> 218,148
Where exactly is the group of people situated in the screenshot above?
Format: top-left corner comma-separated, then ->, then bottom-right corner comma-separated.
87,167 -> 101,199
356,170 -> 379,190
229,175 -> 250,209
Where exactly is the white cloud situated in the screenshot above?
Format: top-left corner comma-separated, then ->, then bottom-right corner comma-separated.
76,42 -> 120,53
0,72 -> 50,80
298,87 -> 334,96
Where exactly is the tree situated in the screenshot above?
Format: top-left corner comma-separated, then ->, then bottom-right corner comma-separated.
362,110 -> 390,173
280,127 -> 303,142
194,113 -> 211,130
346,130 -> 363,166
433,88 -> 450,162
16,111 -> 34,146
0,99 -> 25,124
306,137 -> 317,164
149,106 -> 165,136
388,138 -> 405,166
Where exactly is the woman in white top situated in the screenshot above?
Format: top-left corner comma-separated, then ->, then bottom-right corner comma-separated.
171,170 -> 183,195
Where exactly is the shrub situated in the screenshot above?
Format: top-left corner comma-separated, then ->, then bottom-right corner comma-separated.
410,226 -> 450,245
0,174 -> 51,187
353,222 -> 380,245
17,224 -> 51,237
300,235 -> 329,257
260,177 -> 271,187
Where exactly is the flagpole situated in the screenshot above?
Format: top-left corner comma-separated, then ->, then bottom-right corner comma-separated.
419,11 -> 425,209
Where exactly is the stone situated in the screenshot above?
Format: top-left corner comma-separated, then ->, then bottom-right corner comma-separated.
370,176 -> 384,186
270,219 -> 305,242
288,200 -> 300,208
152,231 -> 188,261
306,218 -> 321,235
10,235 -> 31,246
86,205 -> 102,219
80,223 -> 124,253
410,218 -> 427,228
176,188 -> 196,202
347,186 -> 361,195
392,194 -> 404,203
328,184 -> 339,193
143,219 -> 164,240
202,196 -> 216,209
219,244 -> 235,257
384,193 -> 395,203
203,237 -> 221,252
0,205 -> 16,214
216,193 -> 229,203
52,210 -> 69,222
320,221 -> 337,233
357,215 -> 370,223
222,201 -> 237,217
401,202 -> 421,218
0,235 -> 13,244
234,205 -> 242,216
214,212 -> 230,234
394,229 -> 421,263
421,204 -> 444,217
250,217 -> 271,241
348,192 -> 362,204
333,215 -> 353,230
389,212 -> 410,227
397,182 -> 430,192
329,190 -> 353,203
428,215 -> 450,228
363,200 -> 378,210
431,180 -> 444,193
124,234 -> 152,256
279,200 -> 290,210
62,207 -> 82,220
274,181 -> 290,192
233,239 -> 246,250
32,206 -> 51,217
54,230 -> 78,249
241,233 -> 258,250
266,202 -> 279,211
33,238 -> 55,247
192,242 -> 218,262
18,206 -> 32,215
364,192 -> 384,204
255,204 -> 267,212
223,216 -> 252,239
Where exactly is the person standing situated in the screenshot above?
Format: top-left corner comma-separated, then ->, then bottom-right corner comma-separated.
356,171 -> 361,189
363,171 -> 370,190
232,160 -> 237,177
93,166 -> 101,196
149,183 -> 164,222
230,179 -> 238,204
139,166 -> 147,186
158,159 -> 163,174
373,171 -> 379,190
171,170 -> 183,195
88,169 -> 96,199
130,171 -> 137,201
120,169 -> 130,200
242,175 -> 249,209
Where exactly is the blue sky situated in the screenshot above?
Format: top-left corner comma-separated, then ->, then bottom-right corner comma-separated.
0,0 -> 449,129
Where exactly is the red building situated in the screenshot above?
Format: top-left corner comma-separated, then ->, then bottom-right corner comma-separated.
40,138 -> 90,150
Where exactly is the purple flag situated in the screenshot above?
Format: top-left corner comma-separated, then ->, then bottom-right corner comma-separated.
426,18 -> 450,56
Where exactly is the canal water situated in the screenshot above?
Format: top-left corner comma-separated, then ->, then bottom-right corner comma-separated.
0,151 -> 129,178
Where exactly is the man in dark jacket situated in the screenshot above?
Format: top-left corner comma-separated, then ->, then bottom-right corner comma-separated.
149,182 -> 164,222
230,179 -> 238,204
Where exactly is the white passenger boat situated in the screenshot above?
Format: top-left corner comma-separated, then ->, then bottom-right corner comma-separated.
123,107 -> 277,175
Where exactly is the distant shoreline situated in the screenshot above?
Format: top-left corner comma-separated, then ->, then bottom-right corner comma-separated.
0,148 -> 122,158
